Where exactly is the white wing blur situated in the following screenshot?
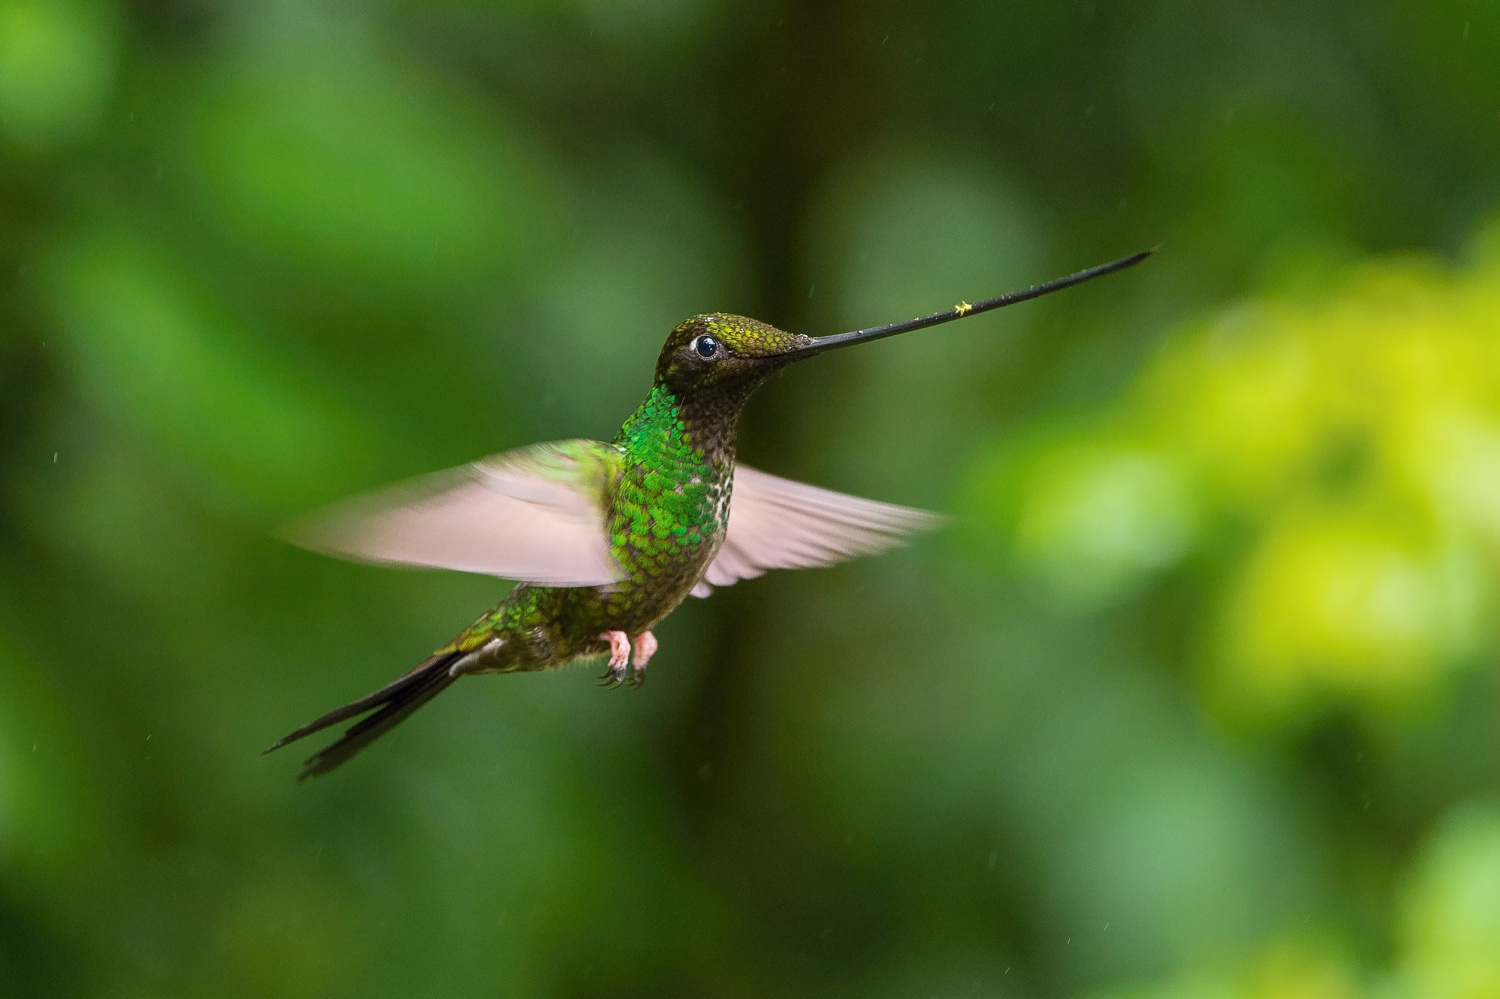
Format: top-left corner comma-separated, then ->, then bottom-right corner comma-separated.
692,465 -> 942,596
282,440 -> 624,587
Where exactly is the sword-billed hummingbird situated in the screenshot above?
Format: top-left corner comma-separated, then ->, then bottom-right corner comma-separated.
267,250 -> 1151,779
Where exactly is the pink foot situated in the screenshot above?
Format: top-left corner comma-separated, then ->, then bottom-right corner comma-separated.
629,631 -> 658,686
597,630 -> 631,687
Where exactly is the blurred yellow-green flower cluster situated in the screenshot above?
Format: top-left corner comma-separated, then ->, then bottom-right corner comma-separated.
967,234 -> 1500,729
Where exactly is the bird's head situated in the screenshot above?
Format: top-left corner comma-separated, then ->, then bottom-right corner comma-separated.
654,314 -> 811,397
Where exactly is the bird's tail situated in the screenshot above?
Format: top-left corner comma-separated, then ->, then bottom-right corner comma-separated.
264,650 -> 464,780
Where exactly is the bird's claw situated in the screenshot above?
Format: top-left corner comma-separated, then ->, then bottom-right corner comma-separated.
628,630 -> 657,689
598,631 -> 631,688
596,630 -> 657,690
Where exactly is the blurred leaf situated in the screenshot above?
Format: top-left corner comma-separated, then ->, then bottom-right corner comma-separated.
0,0 -> 115,150
42,226 -> 382,516
1215,508 -> 1485,723
959,418 -> 1200,607
1399,801 -> 1500,999
187,27 -> 552,297
0,628 -> 96,876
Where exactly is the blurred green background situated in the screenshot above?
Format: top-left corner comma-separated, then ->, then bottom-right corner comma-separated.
3,0 -> 1500,995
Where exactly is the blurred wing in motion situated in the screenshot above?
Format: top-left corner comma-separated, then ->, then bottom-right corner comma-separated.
282,439 -> 624,587
692,465 -> 943,596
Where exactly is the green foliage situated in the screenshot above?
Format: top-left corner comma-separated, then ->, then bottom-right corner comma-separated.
963,244 -> 1500,728
0,0 -> 115,150
2,1 -> 1499,997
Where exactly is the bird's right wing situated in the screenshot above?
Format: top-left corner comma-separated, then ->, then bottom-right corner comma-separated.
281,439 -> 625,587
692,465 -> 942,596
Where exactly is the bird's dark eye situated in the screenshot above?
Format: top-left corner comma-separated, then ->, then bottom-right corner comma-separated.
694,335 -> 718,358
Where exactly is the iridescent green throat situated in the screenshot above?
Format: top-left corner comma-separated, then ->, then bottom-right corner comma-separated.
612,383 -> 733,551
615,381 -> 743,474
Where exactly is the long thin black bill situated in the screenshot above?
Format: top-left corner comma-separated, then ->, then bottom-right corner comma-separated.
783,248 -> 1154,359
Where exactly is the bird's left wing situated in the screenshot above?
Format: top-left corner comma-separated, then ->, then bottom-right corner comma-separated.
692,465 -> 942,597
281,439 -> 625,587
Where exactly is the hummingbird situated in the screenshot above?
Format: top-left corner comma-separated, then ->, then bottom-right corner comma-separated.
266,250 -> 1151,779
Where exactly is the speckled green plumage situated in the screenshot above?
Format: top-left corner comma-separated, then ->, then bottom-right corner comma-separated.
438,312 -> 798,674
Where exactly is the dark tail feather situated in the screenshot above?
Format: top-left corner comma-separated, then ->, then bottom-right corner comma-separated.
264,651 -> 464,780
